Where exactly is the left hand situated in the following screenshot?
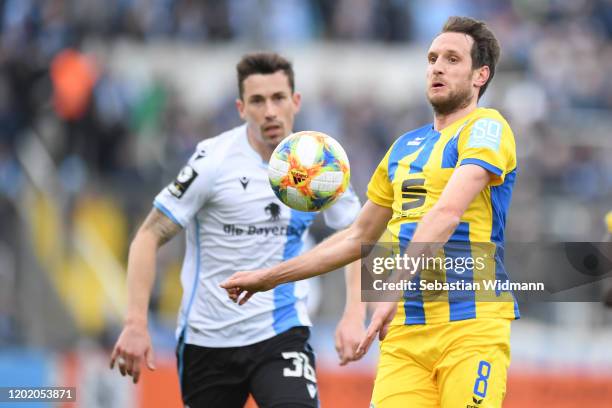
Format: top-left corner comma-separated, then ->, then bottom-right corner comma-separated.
220,269 -> 275,305
335,311 -> 367,366
356,301 -> 398,357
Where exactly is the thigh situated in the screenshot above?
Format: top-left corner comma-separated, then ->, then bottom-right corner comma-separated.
437,319 -> 511,408
249,327 -> 318,408
371,326 -> 440,408
179,343 -> 249,408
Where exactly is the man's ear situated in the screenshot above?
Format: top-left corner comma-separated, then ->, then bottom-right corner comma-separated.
236,98 -> 245,120
474,65 -> 490,90
292,92 -> 302,114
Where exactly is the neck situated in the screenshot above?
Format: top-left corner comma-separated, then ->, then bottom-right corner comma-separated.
433,99 -> 478,131
246,127 -> 275,162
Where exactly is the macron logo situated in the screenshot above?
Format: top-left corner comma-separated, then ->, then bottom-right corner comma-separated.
406,137 -> 425,146
307,383 -> 317,399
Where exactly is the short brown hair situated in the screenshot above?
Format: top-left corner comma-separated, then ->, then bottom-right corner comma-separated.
236,52 -> 295,99
442,16 -> 500,99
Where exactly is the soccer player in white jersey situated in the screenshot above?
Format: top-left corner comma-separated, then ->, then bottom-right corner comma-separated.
109,52 -> 364,407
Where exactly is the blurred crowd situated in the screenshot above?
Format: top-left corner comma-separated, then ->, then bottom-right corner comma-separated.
1,0 -> 612,346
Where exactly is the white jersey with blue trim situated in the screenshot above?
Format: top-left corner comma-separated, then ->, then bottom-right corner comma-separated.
154,124 -> 361,348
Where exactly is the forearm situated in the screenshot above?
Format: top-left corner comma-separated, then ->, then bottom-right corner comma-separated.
343,260 -> 366,318
125,235 -> 159,325
409,164 -> 490,248
221,201 -> 392,300
124,208 -> 182,324
384,207 -> 461,291
412,205 -> 461,246
269,227 -> 362,286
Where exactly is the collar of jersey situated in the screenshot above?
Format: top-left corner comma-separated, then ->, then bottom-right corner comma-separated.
434,107 -> 484,133
239,124 -> 269,169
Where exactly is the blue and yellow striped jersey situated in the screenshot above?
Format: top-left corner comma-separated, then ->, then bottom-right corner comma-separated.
367,107 -> 519,325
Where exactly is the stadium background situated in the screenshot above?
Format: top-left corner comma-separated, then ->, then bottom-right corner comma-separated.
1,0 -> 612,406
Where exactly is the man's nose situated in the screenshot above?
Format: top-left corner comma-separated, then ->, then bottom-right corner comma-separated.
265,100 -> 277,119
432,59 -> 445,75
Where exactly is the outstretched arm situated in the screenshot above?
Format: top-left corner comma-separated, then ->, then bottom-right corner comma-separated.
221,200 -> 392,304
110,208 -> 182,383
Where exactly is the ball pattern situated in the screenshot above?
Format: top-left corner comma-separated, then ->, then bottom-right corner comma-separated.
268,131 -> 350,212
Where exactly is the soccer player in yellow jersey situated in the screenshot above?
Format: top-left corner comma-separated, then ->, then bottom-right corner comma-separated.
222,16 -> 517,407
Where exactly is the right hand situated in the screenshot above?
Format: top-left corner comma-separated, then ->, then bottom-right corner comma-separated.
110,321 -> 156,383
220,268 -> 276,305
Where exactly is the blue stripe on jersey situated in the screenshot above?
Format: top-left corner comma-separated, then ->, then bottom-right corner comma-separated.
181,219 -> 202,341
493,246 -> 520,318
490,169 -> 516,244
398,222 -> 426,325
490,169 -> 512,292
460,158 -> 503,176
490,169 -> 520,318
513,292 -> 521,319
273,209 -> 317,334
493,245 -> 507,297
409,130 -> 440,174
153,200 -> 183,227
177,330 -> 186,393
388,124 -> 432,182
445,222 -> 477,321
441,134 -> 459,168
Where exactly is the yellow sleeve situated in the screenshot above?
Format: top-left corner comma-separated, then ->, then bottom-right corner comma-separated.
367,145 -> 394,208
457,114 -> 516,186
605,211 -> 612,233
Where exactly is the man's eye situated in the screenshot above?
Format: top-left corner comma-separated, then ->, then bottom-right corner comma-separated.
428,56 -> 436,64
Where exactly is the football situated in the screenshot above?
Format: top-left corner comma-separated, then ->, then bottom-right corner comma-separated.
268,131 -> 350,212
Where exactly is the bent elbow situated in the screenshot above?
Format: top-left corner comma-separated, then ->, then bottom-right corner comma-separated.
447,213 -> 461,231
431,205 -> 462,229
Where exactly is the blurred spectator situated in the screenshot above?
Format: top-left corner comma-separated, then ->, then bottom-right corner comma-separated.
50,48 -> 97,121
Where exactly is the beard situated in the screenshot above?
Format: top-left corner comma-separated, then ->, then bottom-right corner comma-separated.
260,123 -> 286,147
428,84 -> 473,115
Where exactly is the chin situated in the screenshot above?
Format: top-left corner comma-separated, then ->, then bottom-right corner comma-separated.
267,134 -> 285,147
427,94 -> 447,106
